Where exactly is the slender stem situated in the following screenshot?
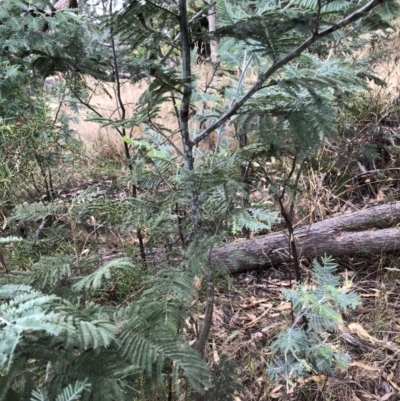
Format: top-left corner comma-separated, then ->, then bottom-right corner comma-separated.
278,157 -> 302,283
179,0 -> 213,369
176,203 -> 186,248
239,129 -> 250,239
161,5 -> 214,63
34,154 -> 51,201
196,252 -> 215,357
110,1 -> 130,167
178,0 -> 202,238
109,2 -> 147,267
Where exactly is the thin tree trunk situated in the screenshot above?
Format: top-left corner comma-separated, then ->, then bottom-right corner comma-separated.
109,6 -> 147,267
178,0 -> 202,238
207,1 -> 218,63
179,0 -> 214,374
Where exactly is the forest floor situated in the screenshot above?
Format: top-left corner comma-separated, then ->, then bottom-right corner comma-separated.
55,159 -> 400,400
211,256 -> 400,400
46,35 -> 400,400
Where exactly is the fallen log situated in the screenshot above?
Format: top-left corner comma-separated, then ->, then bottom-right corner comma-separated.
211,202 -> 400,273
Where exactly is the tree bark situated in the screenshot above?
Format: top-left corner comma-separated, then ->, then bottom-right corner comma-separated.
207,1 -> 218,63
211,202 -> 400,273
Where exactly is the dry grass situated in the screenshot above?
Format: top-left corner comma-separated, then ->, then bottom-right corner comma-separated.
59,64 -> 236,161
67,76 -> 176,159
370,30 -> 400,92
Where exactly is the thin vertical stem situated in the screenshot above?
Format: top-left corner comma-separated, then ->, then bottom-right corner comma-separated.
179,0 -> 213,365
178,0 -> 202,238
239,131 -> 250,239
109,1 -> 146,267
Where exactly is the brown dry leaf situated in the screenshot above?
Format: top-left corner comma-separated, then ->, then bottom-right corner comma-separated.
214,330 -> 227,340
0,209 -> 7,230
0,252 -> 8,273
361,288 -> 393,298
244,305 -> 273,328
348,323 -> 382,344
276,302 -> 292,311
193,275 -> 202,290
307,375 -> 326,383
269,392 -> 282,399
261,321 -> 282,333
275,280 -> 292,287
382,372 -> 400,392
377,393 -> 394,401
212,340 -> 220,364
349,362 -> 380,372
376,189 -> 386,201
245,312 -> 257,321
259,302 -> 273,308
356,390 -> 375,399
269,385 -> 283,399
351,391 -> 362,401
239,297 -> 271,308
303,375 -> 326,390
267,279 -> 292,287
212,307 -> 225,326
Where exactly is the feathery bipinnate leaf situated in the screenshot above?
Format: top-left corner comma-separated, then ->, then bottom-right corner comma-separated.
268,256 -> 360,384
73,258 -> 134,291
30,379 -> 91,401
0,286 -> 71,372
0,236 -> 23,244
119,317 -> 210,394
